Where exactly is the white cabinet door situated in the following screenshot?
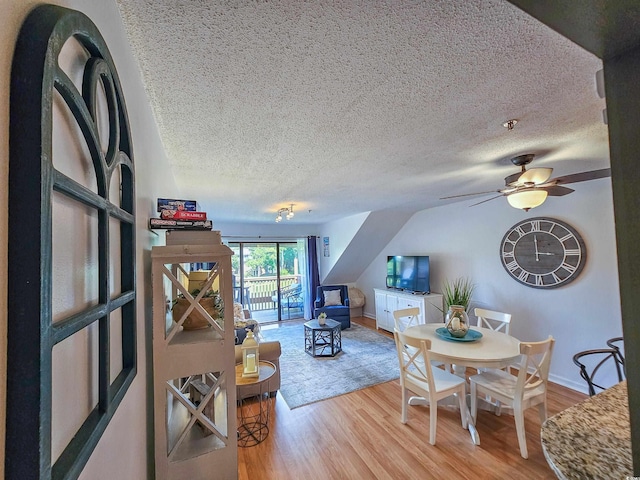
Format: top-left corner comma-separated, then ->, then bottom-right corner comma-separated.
375,290 -> 390,331
384,294 -> 399,330
375,290 -> 402,331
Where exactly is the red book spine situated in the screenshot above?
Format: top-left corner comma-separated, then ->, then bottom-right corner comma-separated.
161,210 -> 207,220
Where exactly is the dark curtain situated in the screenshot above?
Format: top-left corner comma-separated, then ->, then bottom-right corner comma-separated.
307,236 -> 320,316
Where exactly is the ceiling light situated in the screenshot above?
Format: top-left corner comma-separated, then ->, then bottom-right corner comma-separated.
507,190 -> 548,211
502,119 -> 518,131
275,204 -> 295,223
518,167 -> 553,185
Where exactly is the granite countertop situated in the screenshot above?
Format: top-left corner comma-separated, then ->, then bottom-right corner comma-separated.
541,381 -> 632,479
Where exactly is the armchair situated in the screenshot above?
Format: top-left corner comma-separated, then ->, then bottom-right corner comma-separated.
314,285 -> 350,329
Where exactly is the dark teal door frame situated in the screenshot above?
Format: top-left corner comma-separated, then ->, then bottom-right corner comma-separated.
508,0 -> 640,473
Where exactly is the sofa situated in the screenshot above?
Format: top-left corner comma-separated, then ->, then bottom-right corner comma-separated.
314,285 -> 351,329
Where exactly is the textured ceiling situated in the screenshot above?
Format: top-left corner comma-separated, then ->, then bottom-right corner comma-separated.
116,0 -> 609,224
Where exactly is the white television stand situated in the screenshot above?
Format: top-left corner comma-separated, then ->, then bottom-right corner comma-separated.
374,288 -> 443,332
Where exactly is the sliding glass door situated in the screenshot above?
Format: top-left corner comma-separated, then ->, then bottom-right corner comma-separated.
229,241 -> 306,323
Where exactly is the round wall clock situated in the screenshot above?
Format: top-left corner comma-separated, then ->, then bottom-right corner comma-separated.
500,217 -> 586,289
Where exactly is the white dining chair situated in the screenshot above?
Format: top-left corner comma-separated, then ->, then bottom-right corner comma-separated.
394,308 -> 451,372
393,307 -> 422,332
474,308 -> 512,334
474,307 -> 514,413
393,329 -> 468,445
469,336 -> 555,459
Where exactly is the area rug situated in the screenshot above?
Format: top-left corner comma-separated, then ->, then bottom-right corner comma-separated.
261,322 -> 400,409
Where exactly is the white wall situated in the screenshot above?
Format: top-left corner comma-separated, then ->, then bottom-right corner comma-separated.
1,0 -> 179,478
357,178 -> 621,392
317,212 -> 369,281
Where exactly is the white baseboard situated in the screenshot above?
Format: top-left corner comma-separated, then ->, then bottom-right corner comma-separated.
548,373 -> 589,395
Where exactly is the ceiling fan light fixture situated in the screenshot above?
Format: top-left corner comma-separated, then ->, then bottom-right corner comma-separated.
518,167 -> 553,185
507,190 -> 548,211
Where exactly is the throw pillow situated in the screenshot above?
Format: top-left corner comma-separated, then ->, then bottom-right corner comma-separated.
323,289 -> 342,306
233,302 -> 246,319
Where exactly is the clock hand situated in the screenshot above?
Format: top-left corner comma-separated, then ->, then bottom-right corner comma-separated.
538,252 -> 555,256
534,235 -> 539,262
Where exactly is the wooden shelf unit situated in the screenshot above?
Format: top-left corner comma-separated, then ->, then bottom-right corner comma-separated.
151,242 -> 237,479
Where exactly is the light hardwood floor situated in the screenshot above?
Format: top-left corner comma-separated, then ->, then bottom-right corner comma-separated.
238,317 -> 586,480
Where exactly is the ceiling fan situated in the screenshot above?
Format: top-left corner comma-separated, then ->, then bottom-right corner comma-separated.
441,154 -> 611,211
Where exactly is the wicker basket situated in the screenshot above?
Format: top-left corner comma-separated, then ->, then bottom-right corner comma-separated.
172,297 -> 221,330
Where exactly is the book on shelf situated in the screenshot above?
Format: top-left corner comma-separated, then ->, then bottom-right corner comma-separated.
157,198 -> 197,212
160,210 -> 207,220
149,218 -> 212,230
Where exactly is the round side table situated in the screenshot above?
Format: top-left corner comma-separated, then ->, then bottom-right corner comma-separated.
235,361 -> 276,447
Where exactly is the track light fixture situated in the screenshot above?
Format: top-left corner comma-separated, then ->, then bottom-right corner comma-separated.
275,204 -> 294,223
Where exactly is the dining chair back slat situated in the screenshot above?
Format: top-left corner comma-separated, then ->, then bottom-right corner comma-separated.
395,307 -> 450,371
393,307 -> 422,332
474,308 -> 512,335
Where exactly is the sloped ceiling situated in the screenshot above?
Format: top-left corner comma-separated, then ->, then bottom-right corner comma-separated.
116,0 -> 609,225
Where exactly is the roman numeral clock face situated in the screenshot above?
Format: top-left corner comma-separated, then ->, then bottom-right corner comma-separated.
500,217 -> 587,288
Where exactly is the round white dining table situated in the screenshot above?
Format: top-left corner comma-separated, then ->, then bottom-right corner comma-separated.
403,323 -> 521,371
402,323 -> 522,445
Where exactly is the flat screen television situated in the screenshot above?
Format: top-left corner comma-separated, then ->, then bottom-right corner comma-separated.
386,255 -> 430,294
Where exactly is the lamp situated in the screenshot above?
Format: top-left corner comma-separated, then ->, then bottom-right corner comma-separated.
507,190 -> 548,211
241,329 -> 259,378
516,167 -> 553,185
275,204 -> 295,222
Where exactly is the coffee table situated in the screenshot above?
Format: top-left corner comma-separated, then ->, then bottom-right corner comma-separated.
304,318 -> 342,357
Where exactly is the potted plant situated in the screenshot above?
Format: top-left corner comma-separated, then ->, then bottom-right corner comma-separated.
441,277 -> 475,337
172,288 -> 225,330
442,276 -> 475,311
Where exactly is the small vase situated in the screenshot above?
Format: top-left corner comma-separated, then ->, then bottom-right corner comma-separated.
318,317 -> 326,326
445,305 -> 469,338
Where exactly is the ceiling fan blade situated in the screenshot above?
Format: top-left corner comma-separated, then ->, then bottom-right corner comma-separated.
552,168 -> 611,185
518,167 -> 553,185
543,185 -> 575,196
439,190 -> 501,200
469,194 -> 504,207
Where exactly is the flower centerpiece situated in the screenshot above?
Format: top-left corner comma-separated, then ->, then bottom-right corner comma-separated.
318,312 -> 327,325
172,288 -> 224,331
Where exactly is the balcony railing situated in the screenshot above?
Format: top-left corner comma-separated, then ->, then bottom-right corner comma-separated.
234,275 -> 300,312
